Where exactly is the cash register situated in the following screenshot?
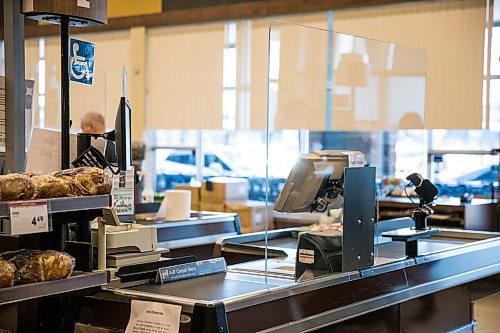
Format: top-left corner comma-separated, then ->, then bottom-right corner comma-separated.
274,150 -> 377,280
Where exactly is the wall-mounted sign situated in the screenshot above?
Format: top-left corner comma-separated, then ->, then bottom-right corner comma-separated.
70,38 -> 95,85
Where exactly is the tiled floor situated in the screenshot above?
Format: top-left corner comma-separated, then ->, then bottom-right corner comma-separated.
474,293 -> 500,332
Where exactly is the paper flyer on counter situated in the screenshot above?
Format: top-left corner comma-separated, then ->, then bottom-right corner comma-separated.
125,299 -> 181,333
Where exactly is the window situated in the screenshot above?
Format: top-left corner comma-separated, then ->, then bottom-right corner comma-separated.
428,130 -> 499,197
38,38 -> 46,128
204,153 -> 231,171
166,150 -> 196,165
489,25 -> 500,130
267,31 -> 281,130
223,22 -> 237,130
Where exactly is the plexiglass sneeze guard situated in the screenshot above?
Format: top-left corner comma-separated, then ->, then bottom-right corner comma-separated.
264,21 -> 426,284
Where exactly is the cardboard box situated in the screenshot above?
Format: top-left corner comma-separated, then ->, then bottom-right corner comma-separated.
175,184 -> 201,210
201,177 -> 249,204
191,203 -> 201,212
226,200 -> 273,233
200,202 -> 226,212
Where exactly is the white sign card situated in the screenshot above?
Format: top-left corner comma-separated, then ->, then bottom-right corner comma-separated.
125,300 -> 181,333
25,128 -> 78,173
9,200 -> 49,235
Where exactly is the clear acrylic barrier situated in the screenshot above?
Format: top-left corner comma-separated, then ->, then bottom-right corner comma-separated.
267,21 -> 426,132
264,21 -> 427,283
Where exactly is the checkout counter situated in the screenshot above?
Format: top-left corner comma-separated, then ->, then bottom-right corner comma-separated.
93,203 -> 241,270
134,203 -> 241,261
76,152 -> 500,332
79,219 -> 500,332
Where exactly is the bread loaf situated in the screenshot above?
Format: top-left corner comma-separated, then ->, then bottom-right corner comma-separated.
52,167 -> 112,196
5,250 -> 75,283
0,174 -> 35,201
0,260 -> 15,288
0,167 -> 111,201
31,175 -> 70,199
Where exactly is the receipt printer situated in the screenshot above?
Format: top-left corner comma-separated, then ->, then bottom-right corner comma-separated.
295,229 -> 342,280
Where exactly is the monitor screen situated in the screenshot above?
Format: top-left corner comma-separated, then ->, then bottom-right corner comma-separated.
274,151 -> 365,213
114,97 -> 132,171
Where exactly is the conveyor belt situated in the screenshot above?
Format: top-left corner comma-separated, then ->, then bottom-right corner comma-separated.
224,234 -> 474,263
97,228 -> 500,333
125,271 -> 292,302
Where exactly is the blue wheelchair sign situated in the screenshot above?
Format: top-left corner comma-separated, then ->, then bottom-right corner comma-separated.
70,38 -> 95,85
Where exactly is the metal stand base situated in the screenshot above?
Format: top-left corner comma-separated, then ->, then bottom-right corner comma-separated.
381,227 -> 440,257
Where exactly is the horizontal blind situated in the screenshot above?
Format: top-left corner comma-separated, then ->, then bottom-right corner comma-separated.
334,0 -> 486,129
248,15 -> 329,130
147,24 -> 225,129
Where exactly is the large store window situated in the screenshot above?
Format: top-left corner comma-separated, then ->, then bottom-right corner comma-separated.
428,130 -> 499,198
489,25 -> 500,129
150,129 -> 299,202
149,128 -> 498,202
223,22 -> 237,130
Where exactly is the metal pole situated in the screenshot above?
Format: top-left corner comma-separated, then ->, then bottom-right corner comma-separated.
4,0 -> 26,172
61,18 -> 70,170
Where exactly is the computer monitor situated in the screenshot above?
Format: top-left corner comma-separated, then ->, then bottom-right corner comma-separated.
274,151 -> 365,213
114,97 -> 132,171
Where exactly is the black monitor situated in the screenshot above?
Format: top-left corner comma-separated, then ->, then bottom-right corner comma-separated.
114,97 -> 132,171
274,151 -> 365,213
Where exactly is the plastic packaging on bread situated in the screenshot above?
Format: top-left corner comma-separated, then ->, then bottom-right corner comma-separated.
0,260 -> 16,288
1,250 -> 75,283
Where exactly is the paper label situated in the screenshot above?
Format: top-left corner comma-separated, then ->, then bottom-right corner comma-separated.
9,201 -> 49,235
125,300 -> 181,333
298,249 -> 315,264
77,0 -> 91,8
254,212 -> 263,225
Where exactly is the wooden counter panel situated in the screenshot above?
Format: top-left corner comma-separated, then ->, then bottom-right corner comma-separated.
227,269 -> 408,332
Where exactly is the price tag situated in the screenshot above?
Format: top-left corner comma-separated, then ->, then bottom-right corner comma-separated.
9,201 -> 49,235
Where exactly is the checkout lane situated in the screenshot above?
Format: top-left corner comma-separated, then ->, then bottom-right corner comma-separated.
79,152 -> 500,332
88,223 -> 500,332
